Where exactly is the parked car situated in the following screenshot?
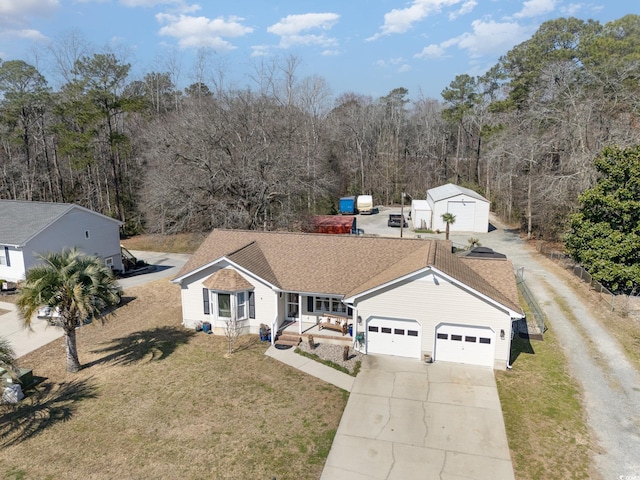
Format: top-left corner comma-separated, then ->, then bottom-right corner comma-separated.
388,214 -> 408,228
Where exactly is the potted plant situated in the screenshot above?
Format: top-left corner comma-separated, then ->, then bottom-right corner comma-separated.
259,324 -> 270,341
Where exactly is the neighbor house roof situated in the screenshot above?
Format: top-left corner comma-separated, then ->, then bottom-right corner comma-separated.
0,200 -> 122,247
427,183 -> 489,203
174,229 -> 523,316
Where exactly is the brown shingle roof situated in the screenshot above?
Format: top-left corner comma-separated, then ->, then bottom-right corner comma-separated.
174,229 -> 523,315
202,269 -> 255,292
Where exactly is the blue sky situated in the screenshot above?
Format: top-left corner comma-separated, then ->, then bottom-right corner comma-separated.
0,0 -> 637,100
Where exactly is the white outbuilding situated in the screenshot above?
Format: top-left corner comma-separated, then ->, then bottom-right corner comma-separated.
427,184 -> 490,233
410,200 -> 431,230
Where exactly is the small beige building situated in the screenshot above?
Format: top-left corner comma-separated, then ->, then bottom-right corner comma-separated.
172,230 -> 523,370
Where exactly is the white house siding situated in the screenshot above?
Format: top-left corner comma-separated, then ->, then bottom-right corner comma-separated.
354,270 -> 512,369
179,263 -> 277,335
0,247 -> 24,283
25,208 -> 124,274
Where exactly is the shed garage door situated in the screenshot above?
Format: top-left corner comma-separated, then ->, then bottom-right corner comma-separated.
367,318 -> 421,359
447,200 -> 476,231
435,324 -> 495,367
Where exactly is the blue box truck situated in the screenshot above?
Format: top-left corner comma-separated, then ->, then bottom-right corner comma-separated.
339,196 -> 356,214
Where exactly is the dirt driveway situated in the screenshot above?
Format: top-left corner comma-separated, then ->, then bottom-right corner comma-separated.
357,211 -> 640,479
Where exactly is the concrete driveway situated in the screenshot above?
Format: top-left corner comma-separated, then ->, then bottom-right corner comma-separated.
0,251 -> 189,359
321,355 -> 514,480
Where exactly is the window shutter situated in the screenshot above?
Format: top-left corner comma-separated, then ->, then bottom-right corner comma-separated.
307,296 -> 314,313
4,247 -> 9,267
202,288 -> 210,315
249,291 -> 255,319
347,306 -> 353,316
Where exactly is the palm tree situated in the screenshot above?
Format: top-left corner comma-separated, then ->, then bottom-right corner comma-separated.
16,248 -> 122,373
0,337 -> 18,381
441,213 -> 456,240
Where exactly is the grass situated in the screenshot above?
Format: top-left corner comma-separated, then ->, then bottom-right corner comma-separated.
496,329 -> 593,480
0,280 -> 347,480
120,233 -> 207,254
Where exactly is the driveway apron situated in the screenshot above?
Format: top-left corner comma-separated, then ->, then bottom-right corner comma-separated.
321,355 -> 514,480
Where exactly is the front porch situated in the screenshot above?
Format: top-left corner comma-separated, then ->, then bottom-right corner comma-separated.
276,321 -> 354,347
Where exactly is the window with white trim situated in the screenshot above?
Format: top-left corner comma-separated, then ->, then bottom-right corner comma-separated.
236,291 -> 246,320
312,296 -> 346,314
217,293 -> 231,318
0,247 -> 7,266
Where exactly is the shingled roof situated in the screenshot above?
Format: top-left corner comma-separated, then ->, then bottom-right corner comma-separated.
174,229 -> 522,315
0,200 -> 122,247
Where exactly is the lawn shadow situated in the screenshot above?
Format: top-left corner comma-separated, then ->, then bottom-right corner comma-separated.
0,378 -> 98,447
509,335 -> 536,365
85,326 -> 194,368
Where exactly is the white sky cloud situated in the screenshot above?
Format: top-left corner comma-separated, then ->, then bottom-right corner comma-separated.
156,13 -> 253,50
0,28 -> 48,41
368,0 -> 469,40
449,0 -> 477,20
267,13 -> 340,49
414,44 -> 446,59
415,19 -> 533,59
513,0 -> 557,19
0,0 -> 59,17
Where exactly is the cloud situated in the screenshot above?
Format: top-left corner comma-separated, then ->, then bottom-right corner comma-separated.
368,0 -> 466,40
118,0 -> 200,12
0,0 -> 59,17
156,13 -> 253,50
251,45 -> 270,57
0,28 -> 48,41
267,13 -> 340,49
449,0 -> 477,20
414,44 -> 447,59
0,0 -> 58,43
513,0 -> 557,19
415,19 -> 534,59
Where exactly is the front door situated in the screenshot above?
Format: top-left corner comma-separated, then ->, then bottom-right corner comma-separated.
286,293 -> 299,319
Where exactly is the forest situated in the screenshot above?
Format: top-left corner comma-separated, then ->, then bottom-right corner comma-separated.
1,14 -> 639,241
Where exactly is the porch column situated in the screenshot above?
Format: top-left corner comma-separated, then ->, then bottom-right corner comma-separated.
351,306 -> 359,350
272,293 -> 278,346
299,294 -> 303,335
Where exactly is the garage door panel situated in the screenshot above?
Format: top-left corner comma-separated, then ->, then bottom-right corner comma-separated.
435,324 -> 494,367
367,318 -> 421,359
447,201 -> 475,231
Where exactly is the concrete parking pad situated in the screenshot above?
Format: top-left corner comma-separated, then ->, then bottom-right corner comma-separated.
321,355 -> 514,480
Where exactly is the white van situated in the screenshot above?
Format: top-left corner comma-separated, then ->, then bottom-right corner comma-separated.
357,195 -> 374,214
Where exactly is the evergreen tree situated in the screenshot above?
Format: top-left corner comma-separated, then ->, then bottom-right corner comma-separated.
565,145 -> 640,293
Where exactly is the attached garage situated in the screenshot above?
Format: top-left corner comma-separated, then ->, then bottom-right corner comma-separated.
366,318 -> 421,359
434,323 -> 495,367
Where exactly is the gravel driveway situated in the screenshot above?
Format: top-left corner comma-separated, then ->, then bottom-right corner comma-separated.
357,210 -> 640,479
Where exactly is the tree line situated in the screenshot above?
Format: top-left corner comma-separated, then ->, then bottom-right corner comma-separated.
1,15 -> 639,241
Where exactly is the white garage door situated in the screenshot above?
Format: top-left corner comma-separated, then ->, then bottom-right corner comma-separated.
367,318 -> 421,359
447,200 -> 476,231
435,324 -> 495,367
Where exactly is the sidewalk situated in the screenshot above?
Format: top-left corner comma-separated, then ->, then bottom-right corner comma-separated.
0,301 -> 63,358
264,344 -> 355,392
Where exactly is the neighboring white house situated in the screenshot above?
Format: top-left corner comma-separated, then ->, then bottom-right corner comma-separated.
427,184 -> 491,233
171,229 -> 524,370
0,200 -> 124,282
410,199 -> 431,231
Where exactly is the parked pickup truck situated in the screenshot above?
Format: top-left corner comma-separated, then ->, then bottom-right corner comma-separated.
387,214 -> 408,228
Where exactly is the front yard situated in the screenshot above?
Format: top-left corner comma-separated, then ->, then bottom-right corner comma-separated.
0,280 -> 347,480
